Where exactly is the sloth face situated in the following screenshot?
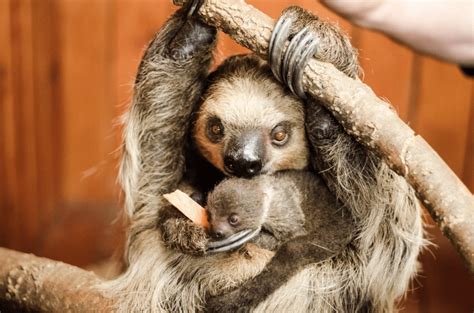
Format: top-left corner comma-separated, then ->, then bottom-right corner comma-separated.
207,209 -> 252,240
206,177 -> 264,240
194,73 -> 309,178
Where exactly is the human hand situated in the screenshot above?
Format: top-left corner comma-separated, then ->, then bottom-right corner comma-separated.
320,0 -> 474,65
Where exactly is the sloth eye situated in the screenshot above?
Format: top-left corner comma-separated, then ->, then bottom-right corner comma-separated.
228,214 -> 240,226
211,124 -> 222,135
271,125 -> 289,146
206,117 -> 224,142
274,131 -> 287,142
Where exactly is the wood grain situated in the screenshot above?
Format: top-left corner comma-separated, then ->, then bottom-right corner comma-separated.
0,0 -> 16,248
30,0 -> 61,250
9,0 -> 39,250
57,0 -> 118,204
413,58 -> 472,177
462,84 -> 474,191
354,28 -> 415,121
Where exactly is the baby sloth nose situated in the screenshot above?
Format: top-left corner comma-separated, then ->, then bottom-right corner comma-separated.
211,230 -> 225,240
210,221 -> 233,240
224,156 -> 262,178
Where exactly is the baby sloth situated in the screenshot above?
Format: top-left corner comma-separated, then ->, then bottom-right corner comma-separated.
205,170 -> 355,311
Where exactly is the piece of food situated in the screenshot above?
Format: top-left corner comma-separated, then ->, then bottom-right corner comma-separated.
163,189 -> 209,229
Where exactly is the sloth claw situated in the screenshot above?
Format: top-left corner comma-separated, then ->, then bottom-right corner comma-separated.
269,9 -> 319,99
172,0 -> 203,17
268,16 -> 293,84
184,0 -> 204,17
207,228 -> 260,253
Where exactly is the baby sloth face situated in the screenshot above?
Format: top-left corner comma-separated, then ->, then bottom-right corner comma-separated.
206,177 -> 265,243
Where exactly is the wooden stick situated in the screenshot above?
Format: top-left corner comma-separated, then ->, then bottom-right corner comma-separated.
0,247 -> 114,312
164,189 -> 210,229
175,0 -> 474,272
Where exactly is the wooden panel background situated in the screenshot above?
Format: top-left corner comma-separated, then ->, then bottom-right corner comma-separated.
0,1 -> 472,312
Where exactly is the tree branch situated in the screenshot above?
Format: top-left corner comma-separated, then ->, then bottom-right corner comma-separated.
176,0 -> 474,272
0,247 -> 113,312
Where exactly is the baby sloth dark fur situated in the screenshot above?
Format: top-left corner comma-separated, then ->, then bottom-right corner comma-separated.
205,170 -> 354,311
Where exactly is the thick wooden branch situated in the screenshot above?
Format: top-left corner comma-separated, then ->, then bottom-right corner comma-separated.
0,247 -> 113,312
176,0 -> 474,272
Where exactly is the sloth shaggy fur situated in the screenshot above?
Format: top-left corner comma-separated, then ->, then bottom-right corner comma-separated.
102,6 -> 424,313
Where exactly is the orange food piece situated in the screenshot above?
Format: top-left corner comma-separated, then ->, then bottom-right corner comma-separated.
163,189 -> 209,229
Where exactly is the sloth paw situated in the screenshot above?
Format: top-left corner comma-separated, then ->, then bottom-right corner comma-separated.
306,104 -> 341,143
190,190 -> 205,206
166,19 -> 216,61
161,218 -> 208,256
166,2 -> 216,61
268,6 -> 321,98
269,6 -> 358,97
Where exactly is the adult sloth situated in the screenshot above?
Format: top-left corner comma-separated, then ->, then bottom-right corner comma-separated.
104,3 -> 423,313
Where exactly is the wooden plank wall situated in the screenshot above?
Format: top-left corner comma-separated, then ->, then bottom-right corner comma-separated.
0,1 -> 472,312
0,0 -> 123,267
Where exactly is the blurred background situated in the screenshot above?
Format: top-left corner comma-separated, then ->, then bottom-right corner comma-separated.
0,0 -> 472,312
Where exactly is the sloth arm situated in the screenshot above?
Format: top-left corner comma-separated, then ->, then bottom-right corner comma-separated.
277,6 -> 379,218
305,102 -> 379,209
126,7 -> 216,253
268,6 -> 376,208
206,229 -> 352,312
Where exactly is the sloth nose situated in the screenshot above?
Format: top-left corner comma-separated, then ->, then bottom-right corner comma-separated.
211,222 -> 232,240
224,155 -> 262,178
211,230 -> 225,240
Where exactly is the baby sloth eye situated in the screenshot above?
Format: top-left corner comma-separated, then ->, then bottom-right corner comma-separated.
228,214 -> 240,226
271,125 -> 289,146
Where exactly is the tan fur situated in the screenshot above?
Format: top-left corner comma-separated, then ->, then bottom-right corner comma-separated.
194,73 -> 309,174
105,230 -> 275,312
101,7 -> 424,313
106,60 -> 423,312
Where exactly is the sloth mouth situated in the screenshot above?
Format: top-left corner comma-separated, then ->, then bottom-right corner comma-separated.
207,228 -> 260,253
222,162 -> 268,177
